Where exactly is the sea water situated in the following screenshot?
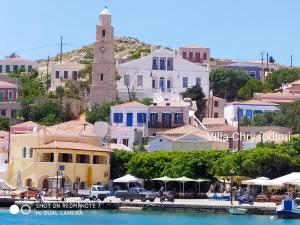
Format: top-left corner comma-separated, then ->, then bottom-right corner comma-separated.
0,208 -> 298,225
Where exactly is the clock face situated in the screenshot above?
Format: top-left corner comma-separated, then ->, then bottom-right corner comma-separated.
100,47 -> 105,52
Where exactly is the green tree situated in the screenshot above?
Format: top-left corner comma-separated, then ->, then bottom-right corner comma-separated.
0,117 -> 10,131
86,100 -> 123,124
264,68 -> 300,91
238,79 -> 263,100
65,81 -> 80,99
210,69 -> 250,101
181,85 -> 206,119
110,150 -> 134,179
139,98 -> 153,106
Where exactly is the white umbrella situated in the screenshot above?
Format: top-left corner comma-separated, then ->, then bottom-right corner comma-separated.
174,176 -> 196,196
151,176 -> 175,191
113,174 -> 142,189
195,178 -> 210,194
242,177 -> 283,193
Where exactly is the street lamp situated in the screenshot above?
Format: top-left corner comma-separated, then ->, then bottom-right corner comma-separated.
230,169 -> 235,205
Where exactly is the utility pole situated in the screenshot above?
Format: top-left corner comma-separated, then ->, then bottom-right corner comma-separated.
291,54 -> 293,69
237,107 -> 241,151
266,52 -> 269,70
60,36 -> 63,64
260,51 -> 264,82
46,56 -> 50,91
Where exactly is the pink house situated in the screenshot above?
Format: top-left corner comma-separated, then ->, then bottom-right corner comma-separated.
0,80 -> 20,117
179,44 -> 210,67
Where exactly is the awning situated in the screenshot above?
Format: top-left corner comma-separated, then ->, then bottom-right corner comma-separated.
113,174 -> 142,183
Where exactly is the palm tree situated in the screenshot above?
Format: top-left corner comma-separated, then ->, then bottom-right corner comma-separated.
56,86 -> 65,121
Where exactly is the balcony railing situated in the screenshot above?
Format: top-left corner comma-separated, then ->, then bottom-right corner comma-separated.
148,121 -> 184,129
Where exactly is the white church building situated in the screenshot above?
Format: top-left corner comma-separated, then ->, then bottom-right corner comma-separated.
117,48 -> 209,101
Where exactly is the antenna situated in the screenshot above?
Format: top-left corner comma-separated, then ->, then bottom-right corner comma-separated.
60,36 -> 63,64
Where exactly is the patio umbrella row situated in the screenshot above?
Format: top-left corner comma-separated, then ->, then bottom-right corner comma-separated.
151,176 -> 210,195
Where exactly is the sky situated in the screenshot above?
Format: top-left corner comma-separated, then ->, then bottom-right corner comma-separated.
0,0 -> 299,66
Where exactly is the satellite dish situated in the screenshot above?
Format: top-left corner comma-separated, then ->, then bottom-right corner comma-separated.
94,121 -> 109,137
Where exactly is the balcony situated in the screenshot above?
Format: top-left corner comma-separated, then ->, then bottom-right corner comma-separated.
148,121 -> 184,129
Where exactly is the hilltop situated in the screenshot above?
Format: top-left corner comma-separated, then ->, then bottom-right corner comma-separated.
37,36 -> 155,66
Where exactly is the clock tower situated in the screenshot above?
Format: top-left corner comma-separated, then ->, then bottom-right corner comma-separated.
90,7 -> 117,106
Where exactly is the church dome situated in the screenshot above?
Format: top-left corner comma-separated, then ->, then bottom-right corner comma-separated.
100,7 -> 111,15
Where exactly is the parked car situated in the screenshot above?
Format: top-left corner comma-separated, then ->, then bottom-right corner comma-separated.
10,187 -> 39,199
78,185 -> 110,201
116,187 -> 156,202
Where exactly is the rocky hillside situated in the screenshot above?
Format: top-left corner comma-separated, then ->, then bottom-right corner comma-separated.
38,36 -> 156,66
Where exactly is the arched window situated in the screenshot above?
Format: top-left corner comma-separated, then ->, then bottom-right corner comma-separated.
100,73 -> 104,81
29,147 -> 33,158
102,29 -> 105,37
22,147 -> 26,158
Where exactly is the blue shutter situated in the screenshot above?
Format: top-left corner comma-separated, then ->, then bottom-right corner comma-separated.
246,110 -> 252,119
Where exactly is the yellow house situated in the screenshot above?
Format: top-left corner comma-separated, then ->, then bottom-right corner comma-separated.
7,120 -> 111,191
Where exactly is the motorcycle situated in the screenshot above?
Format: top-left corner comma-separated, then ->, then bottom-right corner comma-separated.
160,192 -> 175,203
238,194 -> 254,205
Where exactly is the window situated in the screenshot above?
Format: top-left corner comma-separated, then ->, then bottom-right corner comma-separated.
39,153 -> 54,162
55,71 -> 59,79
0,65 -> 2,73
182,77 -> 188,88
196,77 -> 201,87
29,148 -> 33,158
214,101 -> 219,107
64,71 -> 68,79
72,71 -> 78,80
21,65 -> 25,71
13,65 -> 18,73
159,57 -> 166,70
137,113 -> 147,123
22,147 -> 26,158
28,65 -> 32,72
8,90 -> 13,101
203,52 -> 207,60
162,113 -> 171,127
167,58 -> 173,70
150,113 -> 158,125
246,110 -> 252,119
124,74 -> 130,86
0,92 -> 3,102
113,113 -> 123,123
0,110 -> 6,116
152,80 -> 156,89
5,65 -> 10,73
152,57 -> 158,70
100,73 -> 103,81
189,52 -> 193,60
76,154 -> 90,164
93,155 -> 107,164
237,108 -> 243,120
58,153 -> 73,163
249,71 -> 256,78
182,52 -> 186,59
214,113 -> 219,118
195,52 -> 201,62
122,138 -> 129,147
102,29 -> 105,37
174,113 -> 183,124
137,75 -> 143,86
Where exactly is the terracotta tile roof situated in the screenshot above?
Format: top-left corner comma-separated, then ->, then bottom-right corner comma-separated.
11,121 -> 39,128
46,120 -> 96,136
202,118 -> 226,125
35,141 -> 111,152
206,124 -> 237,132
158,125 -> 225,142
113,101 -> 147,108
0,81 -> 17,87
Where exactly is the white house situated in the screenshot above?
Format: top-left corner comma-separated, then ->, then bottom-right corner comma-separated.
110,101 -> 149,148
0,56 -> 39,76
50,62 -> 84,91
117,48 -> 209,101
224,100 -> 279,126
